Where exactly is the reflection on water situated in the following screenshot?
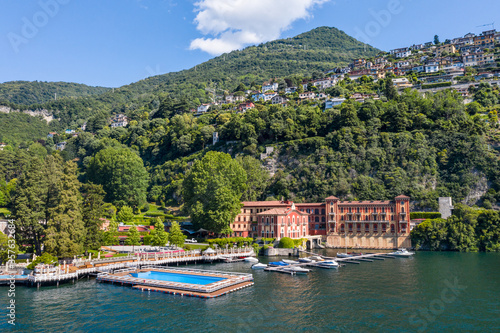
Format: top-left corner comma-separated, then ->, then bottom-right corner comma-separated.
1,252 -> 499,332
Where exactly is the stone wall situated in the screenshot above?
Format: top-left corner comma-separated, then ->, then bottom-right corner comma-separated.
438,197 -> 454,219
325,234 -> 411,250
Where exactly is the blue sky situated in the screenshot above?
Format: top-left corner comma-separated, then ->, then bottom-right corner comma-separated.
0,0 -> 498,87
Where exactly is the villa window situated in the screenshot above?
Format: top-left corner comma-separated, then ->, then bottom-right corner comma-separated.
373,224 -> 378,232
348,224 -> 353,232
349,207 -> 352,213
365,224 -> 370,232
402,207 -> 405,213
271,217 -> 274,223
382,224 -> 387,232
341,216 -> 344,221
390,207 -> 394,213
238,217 -> 240,221
321,217 -> 325,222
365,207 -> 368,213
321,209 -> 325,215
315,217 -> 319,222
357,207 -> 360,213
391,225 -> 395,233
373,208 -> 376,213
315,209 -> 319,215
330,207 -> 334,213
341,208 -> 344,213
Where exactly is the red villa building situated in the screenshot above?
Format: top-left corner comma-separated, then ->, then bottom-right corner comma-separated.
232,195 -> 411,249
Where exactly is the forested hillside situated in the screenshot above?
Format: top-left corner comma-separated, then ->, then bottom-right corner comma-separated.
0,27 -> 379,128
0,81 -> 110,105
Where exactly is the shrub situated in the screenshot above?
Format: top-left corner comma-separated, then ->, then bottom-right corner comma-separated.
27,253 -> 59,270
410,212 -> 442,219
278,237 -> 295,249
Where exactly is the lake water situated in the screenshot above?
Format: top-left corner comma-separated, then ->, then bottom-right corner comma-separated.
1,251 -> 499,332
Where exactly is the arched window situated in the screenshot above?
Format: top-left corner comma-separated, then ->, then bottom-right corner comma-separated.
321,217 -> 325,222
271,217 -> 274,223
315,217 -> 319,222
315,209 -> 319,215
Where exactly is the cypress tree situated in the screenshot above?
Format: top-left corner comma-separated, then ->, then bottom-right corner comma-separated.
12,157 -> 47,255
82,183 -> 106,250
44,161 -> 85,257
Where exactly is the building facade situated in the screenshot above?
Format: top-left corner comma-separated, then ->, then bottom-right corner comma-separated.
232,195 -> 411,249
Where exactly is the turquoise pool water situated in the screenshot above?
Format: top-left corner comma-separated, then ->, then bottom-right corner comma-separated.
0,275 -> 27,279
130,271 -> 226,285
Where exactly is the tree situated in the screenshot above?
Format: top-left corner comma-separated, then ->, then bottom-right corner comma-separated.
117,206 -> 135,223
168,221 -> 186,248
44,161 -> 85,257
236,155 -> 269,201
149,219 -> 169,246
183,152 -> 247,233
82,183 -> 106,250
87,147 -> 149,207
434,35 -> 440,45
125,225 -> 141,245
0,232 -> 19,264
86,112 -> 108,133
102,220 -> 119,246
384,78 -> 398,100
12,158 -> 47,255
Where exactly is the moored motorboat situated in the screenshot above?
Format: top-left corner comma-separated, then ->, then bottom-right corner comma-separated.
269,261 -> 289,267
311,256 -> 324,261
298,257 -> 312,263
316,260 -> 339,269
281,259 -> 300,264
336,253 -> 352,258
244,257 -> 259,263
388,248 -> 415,257
251,263 -> 267,270
282,266 -> 310,274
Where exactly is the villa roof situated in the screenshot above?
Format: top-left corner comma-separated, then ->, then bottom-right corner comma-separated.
325,196 -> 339,200
395,195 -> 410,199
242,201 -> 288,207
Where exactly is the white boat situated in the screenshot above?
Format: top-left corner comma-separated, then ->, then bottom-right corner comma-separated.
282,266 -> 310,274
298,257 -> 312,263
281,259 -> 300,264
336,253 -> 352,258
316,260 -> 339,269
244,257 -> 259,263
251,263 -> 267,270
311,256 -> 324,261
388,248 -> 415,257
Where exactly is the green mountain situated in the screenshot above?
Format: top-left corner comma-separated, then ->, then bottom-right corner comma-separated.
116,26 -> 380,98
0,26 -> 380,120
0,81 -> 111,105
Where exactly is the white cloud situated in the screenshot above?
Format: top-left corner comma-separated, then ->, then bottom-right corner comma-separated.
189,0 -> 328,55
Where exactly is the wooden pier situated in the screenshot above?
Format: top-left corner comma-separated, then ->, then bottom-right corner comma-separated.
25,247 -> 255,288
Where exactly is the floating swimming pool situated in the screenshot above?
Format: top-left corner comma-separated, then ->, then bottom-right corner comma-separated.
0,275 -> 28,279
130,271 -> 226,285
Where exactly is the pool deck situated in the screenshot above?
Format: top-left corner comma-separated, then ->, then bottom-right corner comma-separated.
97,267 -> 254,298
132,281 -> 254,298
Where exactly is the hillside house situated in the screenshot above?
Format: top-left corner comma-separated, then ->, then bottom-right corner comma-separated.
56,142 -> 67,151
392,78 -> 412,88
299,92 -> 315,100
271,95 -> 288,105
390,47 -> 412,58
238,102 -> 255,112
110,114 -> 128,128
262,82 -> 279,93
196,104 -> 211,114
324,98 -> 346,109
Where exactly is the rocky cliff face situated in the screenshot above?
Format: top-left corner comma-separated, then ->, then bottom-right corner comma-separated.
0,105 -> 54,123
